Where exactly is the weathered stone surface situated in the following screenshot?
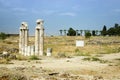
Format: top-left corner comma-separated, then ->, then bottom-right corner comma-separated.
19,22 -> 29,56
35,19 -> 44,56
19,19 -> 44,56
47,48 -> 52,56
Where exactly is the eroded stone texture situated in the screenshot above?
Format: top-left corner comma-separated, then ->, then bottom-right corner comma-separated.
19,19 -> 44,56
19,22 -> 29,55
35,19 -> 44,56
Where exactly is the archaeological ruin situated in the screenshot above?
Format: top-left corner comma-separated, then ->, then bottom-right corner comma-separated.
19,19 -> 44,56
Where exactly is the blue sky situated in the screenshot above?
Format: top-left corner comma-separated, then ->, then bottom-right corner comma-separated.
0,0 -> 120,35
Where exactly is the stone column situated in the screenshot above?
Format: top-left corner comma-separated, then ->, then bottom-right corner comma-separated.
25,28 -> 28,47
19,28 -> 22,54
24,46 -> 28,56
24,28 -> 29,56
35,19 -> 44,56
31,46 -> 35,55
40,23 -> 44,56
35,28 -> 39,55
19,22 -> 28,56
27,46 -> 31,56
22,29 -> 25,55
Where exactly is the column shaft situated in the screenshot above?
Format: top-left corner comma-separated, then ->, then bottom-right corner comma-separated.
39,29 -> 44,56
19,29 -> 22,53
35,29 -> 39,55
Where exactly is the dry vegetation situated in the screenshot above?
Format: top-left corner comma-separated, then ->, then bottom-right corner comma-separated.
0,36 -> 120,80
44,36 -> 120,56
0,36 -> 120,56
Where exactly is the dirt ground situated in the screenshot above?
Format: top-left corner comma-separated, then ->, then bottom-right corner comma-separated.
0,53 -> 120,80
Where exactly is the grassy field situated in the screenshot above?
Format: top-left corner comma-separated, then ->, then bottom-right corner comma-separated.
0,36 -> 120,80
44,36 -> 120,56
0,36 -> 120,56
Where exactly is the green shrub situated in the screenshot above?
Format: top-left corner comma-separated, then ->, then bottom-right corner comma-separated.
16,55 -> 28,60
82,57 -> 108,63
82,57 -> 91,61
75,48 -> 80,53
94,54 -> 103,57
92,57 -> 101,61
117,47 -> 120,52
43,52 -> 47,56
6,41 -> 12,44
56,53 -> 67,58
29,55 -> 39,60
115,58 -> 120,61
85,32 -> 91,39
0,32 -> 8,40
75,52 -> 90,56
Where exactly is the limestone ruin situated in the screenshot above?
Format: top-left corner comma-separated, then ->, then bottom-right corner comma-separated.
19,19 -> 44,56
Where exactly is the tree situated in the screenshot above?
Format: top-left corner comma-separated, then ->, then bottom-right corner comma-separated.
59,30 -> 63,36
107,27 -> 115,36
115,23 -> 119,28
0,32 -> 8,40
76,30 -> 79,36
80,30 -> 83,36
85,32 -> 91,40
114,23 -> 120,36
107,23 -> 120,36
92,30 -> 96,36
101,25 -> 107,36
67,28 -> 76,36
64,30 -> 67,36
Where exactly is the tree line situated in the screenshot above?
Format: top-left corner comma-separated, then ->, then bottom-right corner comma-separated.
101,23 -> 120,36
59,28 -> 100,36
59,23 -> 120,36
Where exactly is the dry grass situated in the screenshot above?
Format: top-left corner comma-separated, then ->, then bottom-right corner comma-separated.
0,36 -> 18,53
44,36 -> 120,56
0,36 -> 120,56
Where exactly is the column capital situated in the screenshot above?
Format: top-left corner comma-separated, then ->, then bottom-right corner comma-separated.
36,19 -> 44,24
21,22 -> 28,29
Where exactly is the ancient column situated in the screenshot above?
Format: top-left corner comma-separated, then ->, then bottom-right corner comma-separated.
19,27 -> 22,54
35,28 -> 39,55
21,29 -> 25,55
19,22 -> 29,56
27,46 -> 31,56
31,46 -> 35,55
24,24 -> 29,56
35,19 -> 44,56
40,20 -> 44,56
25,27 -> 28,47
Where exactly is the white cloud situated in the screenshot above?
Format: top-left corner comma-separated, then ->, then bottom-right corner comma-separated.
59,12 -> 76,16
11,7 -> 27,16
43,10 -> 57,15
114,9 -> 120,12
30,9 -> 56,15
